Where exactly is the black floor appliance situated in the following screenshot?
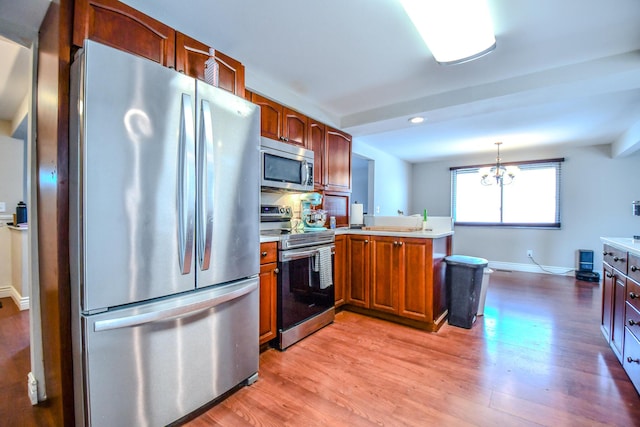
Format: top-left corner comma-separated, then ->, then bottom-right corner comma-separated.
576,249 -> 600,282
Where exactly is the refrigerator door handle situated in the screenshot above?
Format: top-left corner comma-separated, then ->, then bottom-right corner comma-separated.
178,93 -> 196,275
198,99 -> 214,271
93,279 -> 257,332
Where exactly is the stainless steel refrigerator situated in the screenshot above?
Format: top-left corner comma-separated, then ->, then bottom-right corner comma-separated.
69,40 -> 260,427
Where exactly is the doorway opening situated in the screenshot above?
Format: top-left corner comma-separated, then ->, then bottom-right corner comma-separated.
352,153 -> 374,216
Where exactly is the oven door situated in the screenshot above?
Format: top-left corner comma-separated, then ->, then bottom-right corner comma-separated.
278,244 -> 335,331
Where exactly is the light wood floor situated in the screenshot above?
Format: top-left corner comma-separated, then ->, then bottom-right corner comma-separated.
2,271 -> 640,426
186,271 -> 640,426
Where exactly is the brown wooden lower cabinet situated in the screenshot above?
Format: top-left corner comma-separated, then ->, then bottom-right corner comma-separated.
601,244 -> 640,394
259,242 -> 277,346
344,234 -> 451,331
334,235 -> 347,307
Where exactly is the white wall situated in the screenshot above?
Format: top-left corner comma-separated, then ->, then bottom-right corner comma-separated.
411,143 -> 640,272
0,129 -> 25,219
352,139 -> 412,216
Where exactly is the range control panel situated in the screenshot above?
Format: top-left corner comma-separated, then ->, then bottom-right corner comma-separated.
260,204 -> 293,222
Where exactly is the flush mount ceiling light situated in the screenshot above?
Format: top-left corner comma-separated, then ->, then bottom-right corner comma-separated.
479,142 -> 518,186
408,116 -> 425,124
400,0 -> 496,65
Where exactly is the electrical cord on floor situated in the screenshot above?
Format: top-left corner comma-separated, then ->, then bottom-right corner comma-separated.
528,254 -> 575,275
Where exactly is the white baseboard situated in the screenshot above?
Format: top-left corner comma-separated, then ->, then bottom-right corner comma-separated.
0,285 -> 30,310
488,261 -> 576,276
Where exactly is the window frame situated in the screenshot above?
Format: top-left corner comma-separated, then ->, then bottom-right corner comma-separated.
451,157 -> 564,229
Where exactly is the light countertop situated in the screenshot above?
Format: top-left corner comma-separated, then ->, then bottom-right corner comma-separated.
600,237 -> 640,256
336,227 -> 454,239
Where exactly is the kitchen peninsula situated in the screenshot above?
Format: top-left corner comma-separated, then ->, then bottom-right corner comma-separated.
335,227 -> 453,332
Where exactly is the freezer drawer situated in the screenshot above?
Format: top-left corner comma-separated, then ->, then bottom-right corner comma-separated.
75,278 -> 258,427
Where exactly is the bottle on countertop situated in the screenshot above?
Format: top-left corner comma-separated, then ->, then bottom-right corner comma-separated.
16,201 -> 27,225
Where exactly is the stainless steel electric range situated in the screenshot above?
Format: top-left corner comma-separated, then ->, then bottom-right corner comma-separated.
260,205 -> 335,350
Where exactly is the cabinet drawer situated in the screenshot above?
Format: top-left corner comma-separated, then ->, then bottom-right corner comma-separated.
627,301 -> 640,340
603,244 -> 628,274
623,326 -> 640,394
260,242 -> 277,265
629,253 -> 640,283
627,277 -> 640,313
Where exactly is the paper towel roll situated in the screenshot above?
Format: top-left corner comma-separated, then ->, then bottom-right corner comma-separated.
350,203 -> 364,225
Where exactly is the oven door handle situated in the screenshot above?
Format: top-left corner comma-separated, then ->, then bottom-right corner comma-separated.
280,246 -> 335,262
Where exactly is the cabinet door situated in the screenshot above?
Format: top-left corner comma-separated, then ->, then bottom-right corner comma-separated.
251,93 -> 282,141
73,0 -> 175,67
347,235 -> 370,308
259,262 -> 278,345
325,127 -> 352,192
334,235 -> 347,307
370,237 -> 400,314
282,108 -> 308,148
399,238 -> 432,321
309,120 -> 326,188
323,192 -> 350,228
602,263 -> 614,342
175,32 -> 245,97
612,273 -> 626,362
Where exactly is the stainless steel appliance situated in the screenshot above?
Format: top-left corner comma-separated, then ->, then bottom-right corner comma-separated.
69,40 -> 261,427
260,205 -> 335,349
260,137 -> 314,192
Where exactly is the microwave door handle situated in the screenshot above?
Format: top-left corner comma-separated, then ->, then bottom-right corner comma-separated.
198,99 -> 214,271
178,93 -> 195,275
302,160 -> 309,186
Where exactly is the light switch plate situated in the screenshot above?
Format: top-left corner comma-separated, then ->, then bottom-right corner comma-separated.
0,202 -> 5,212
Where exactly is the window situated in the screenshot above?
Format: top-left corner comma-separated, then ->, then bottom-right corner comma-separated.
451,159 -> 563,228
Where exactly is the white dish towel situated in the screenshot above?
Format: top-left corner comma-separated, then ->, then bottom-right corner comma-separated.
314,246 -> 333,290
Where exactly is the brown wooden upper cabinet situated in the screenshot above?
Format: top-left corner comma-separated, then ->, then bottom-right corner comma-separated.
309,119 -> 326,189
73,0 -> 245,97
73,0 -> 176,68
175,32 -> 245,97
251,93 -> 308,148
325,127 -> 352,192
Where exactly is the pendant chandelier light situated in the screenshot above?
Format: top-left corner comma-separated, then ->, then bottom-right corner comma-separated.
480,142 -> 518,186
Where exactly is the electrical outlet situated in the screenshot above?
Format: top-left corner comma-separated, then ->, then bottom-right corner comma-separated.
527,250 -> 533,258
0,202 -> 5,212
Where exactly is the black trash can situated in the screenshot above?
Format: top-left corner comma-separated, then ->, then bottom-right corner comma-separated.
444,255 -> 488,329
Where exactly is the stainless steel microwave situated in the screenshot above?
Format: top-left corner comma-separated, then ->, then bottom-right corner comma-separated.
260,137 -> 314,192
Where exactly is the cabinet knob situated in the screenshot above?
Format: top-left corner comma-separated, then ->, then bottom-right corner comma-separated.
364,240 -> 369,244
629,319 -> 639,326
279,136 -> 289,142
393,241 -> 398,246
631,265 -> 638,272
606,272 -> 613,278
630,292 -> 639,300
627,356 -> 640,364
398,241 -> 403,246
614,256 -> 625,262
603,251 -> 609,256
274,268 -> 279,274
261,251 -> 268,257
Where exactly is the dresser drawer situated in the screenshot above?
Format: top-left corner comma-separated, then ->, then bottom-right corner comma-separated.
623,326 -> 640,394
260,242 -> 277,265
627,301 -> 640,340
627,277 -> 640,313
603,244 -> 628,274
628,253 -> 640,283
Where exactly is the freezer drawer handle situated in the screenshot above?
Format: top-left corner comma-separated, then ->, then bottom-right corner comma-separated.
93,280 -> 257,332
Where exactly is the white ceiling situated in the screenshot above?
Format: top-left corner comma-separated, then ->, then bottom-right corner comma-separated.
3,0 -> 640,163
